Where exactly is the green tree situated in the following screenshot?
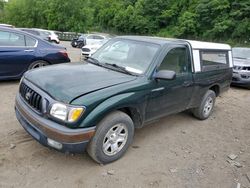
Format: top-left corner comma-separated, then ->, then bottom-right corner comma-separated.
175,11 -> 199,38
0,0 -> 250,45
0,0 -> 5,22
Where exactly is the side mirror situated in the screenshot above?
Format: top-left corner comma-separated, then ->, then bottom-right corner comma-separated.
154,70 -> 176,80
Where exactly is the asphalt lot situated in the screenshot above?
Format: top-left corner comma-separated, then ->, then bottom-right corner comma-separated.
0,41 -> 249,188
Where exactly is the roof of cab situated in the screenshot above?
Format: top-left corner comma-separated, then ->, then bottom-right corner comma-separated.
117,36 -> 231,50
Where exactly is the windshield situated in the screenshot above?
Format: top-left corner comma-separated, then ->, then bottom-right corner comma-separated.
91,39 -> 160,74
232,48 -> 250,59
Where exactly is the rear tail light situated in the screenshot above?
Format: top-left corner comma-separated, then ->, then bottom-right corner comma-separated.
59,50 -> 69,59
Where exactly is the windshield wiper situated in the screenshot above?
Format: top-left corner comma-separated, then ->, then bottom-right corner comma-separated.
86,57 -> 103,66
87,58 -> 136,75
104,63 -> 135,76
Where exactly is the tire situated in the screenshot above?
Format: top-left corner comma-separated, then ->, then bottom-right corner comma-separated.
192,90 -> 216,120
71,40 -> 77,48
78,42 -> 84,48
87,111 -> 134,164
28,60 -> 49,70
51,40 -> 58,44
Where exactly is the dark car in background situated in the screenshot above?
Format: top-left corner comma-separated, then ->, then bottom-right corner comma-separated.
71,34 -> 111,48
232,47 -> 250,89
0,26 -> 70,80
71,34 -> 87,48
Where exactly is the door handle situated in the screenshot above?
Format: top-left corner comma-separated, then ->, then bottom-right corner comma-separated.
183,81 -> 192,87
24,49 -> 34,52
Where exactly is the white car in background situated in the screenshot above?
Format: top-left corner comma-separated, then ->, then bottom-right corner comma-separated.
33,28 -> 60,44
81,39 -> 109,59
48,30 -> 60,44
85,34 -> 108,46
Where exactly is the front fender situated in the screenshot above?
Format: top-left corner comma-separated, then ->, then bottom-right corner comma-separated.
79,92 -> 146,128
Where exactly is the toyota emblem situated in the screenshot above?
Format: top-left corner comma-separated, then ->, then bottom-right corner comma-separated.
25,92 -> 31,100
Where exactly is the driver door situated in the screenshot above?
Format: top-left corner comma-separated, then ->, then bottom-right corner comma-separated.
145,45 -> 194,121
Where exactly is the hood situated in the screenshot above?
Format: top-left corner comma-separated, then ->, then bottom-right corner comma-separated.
233,58 -> 250,67
83,43 -> 103,49
25,62 -> 136,103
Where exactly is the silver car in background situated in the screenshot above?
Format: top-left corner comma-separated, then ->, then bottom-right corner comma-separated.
81,39 -> 109,59
232,47 -> 250,89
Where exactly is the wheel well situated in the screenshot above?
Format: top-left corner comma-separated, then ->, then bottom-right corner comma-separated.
33,59 -> 51,65
209,85 -> 220,97
118,107 -> 142,128
27,59 -> 50,70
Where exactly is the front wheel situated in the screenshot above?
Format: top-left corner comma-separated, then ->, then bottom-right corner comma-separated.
87,111 -> 134,164
192,90 -> 216,120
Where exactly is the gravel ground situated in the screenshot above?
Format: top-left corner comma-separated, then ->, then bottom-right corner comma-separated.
0,42 -> 249,188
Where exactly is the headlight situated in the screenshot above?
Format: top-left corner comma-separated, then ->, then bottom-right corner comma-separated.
50,103 -> 67,121
50,103 -> 85,122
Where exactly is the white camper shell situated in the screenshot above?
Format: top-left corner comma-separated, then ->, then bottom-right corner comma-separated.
186,40 -> 233,73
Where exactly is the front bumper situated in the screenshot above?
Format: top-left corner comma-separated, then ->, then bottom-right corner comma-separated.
81,52 -> 91,60
232,72 -> 250,88
15,94 -> 95,153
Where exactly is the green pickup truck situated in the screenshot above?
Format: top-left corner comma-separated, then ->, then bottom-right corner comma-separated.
15,36 -> 233,164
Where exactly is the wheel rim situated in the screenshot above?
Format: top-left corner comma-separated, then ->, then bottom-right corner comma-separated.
102,123 -> 128,156
30,62 -> 47,69
203,96 -> 213,116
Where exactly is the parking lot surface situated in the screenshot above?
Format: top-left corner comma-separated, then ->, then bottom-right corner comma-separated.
0,42 -> 249,188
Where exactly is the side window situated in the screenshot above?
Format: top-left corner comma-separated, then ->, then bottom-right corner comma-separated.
0,31 -> 25,47
158,47 -> 189,74
0,31 -> 10,46
201,51 -> 228,71
25,36 -> 37,47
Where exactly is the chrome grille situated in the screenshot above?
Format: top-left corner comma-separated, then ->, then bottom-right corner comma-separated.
241,74 -> 250,79
243,67 -> 250,71
234,66 -> 250,71
19,83 -> 42,112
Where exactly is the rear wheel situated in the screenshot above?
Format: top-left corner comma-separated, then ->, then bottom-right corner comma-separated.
51,40 -> 58,44
28,60 -> 49,70
192,90 -> 216,120
87,111 -> 134,164
71,41 -> 77,48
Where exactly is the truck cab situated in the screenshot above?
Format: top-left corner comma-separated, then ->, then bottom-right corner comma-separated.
15,36 -> 233,164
